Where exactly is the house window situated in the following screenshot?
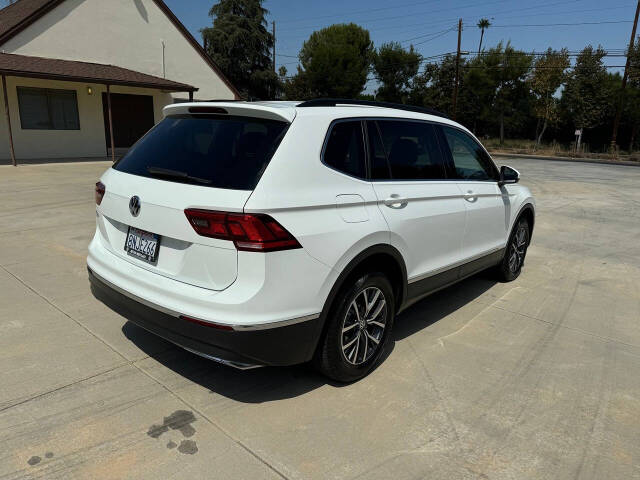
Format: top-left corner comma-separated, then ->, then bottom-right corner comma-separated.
17,87 -> 80,130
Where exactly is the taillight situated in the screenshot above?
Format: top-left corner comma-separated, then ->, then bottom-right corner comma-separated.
95,181 -> 105,205
184,209 -> 301,252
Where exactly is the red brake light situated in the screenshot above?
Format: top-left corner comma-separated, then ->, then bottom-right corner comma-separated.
95,181 -> 105,205
184,209 -> 301,252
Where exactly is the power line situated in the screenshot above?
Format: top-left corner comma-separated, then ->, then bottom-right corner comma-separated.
400,27 -> 456,44
364,3 -> 633,37
276,0 -> 586,36
277,0 -> 513,33
277,0 -> 445,24
491,20 -> 633,27
464,64 -> 628,68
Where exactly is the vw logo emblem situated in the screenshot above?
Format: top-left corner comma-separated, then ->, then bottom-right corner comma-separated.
129,196 -> 141,217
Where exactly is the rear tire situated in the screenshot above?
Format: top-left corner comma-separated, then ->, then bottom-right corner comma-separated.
315,272 -> 395,382
497,218 -> 530,282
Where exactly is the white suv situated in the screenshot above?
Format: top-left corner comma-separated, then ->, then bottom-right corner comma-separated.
88,99 -> 535,382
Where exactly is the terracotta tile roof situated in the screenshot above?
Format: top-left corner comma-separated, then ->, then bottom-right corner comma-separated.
0,52 -> 197,91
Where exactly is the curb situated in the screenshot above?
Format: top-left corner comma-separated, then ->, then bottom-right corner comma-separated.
489,152 -> 640,168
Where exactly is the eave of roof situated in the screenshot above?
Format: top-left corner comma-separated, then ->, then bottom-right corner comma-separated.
0,0 -> 240,99
0,52 -> 198,91
0,0 -> 64,45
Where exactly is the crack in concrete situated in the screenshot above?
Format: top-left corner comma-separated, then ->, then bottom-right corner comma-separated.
0,263 -> 289,480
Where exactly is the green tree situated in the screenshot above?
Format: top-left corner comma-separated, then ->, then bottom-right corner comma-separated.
286,23 -> 374,99
371,42 -> 421,103
626,37 -> 640,152
530,48 -> 570,144
561,45 -> 609,149
477,18 -> 491,55
484,42 -> 533,144
458,56 -> 495,133
202,0 -> 279,100
407,54 -> 458,115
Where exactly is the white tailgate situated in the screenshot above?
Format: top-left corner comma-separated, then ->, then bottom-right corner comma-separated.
96,168 -> 251,291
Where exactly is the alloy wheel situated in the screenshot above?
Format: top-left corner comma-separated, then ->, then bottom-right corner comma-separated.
508,224 -> 528,273
340,287 -> 387,365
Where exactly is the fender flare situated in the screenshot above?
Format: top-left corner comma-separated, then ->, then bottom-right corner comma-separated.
513,202 -> 536,239
318,243 -> 408,327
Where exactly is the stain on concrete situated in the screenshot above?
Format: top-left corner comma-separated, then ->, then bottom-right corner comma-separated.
147,423 -> 169,438
147,410 -> 198,454
28,451 -> 54,466
177,440 -> 198,455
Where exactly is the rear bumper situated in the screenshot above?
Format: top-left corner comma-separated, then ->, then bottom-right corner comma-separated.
89,268 -> 325,367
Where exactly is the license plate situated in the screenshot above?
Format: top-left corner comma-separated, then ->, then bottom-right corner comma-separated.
125,227 -> 160,263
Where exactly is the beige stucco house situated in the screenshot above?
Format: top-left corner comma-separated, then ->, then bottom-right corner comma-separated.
0,0 -> 239,164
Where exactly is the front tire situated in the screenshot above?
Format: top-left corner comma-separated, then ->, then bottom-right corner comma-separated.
497,218 -> 530,282
315,272 -> 395,382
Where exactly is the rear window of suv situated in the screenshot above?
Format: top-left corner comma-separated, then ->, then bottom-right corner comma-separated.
114,115 -> 289,190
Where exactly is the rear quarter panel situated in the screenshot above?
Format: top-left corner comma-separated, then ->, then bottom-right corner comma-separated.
244,112 -> 392,300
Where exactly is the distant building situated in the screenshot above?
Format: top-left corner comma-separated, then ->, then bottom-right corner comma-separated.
0,0 -> 239,163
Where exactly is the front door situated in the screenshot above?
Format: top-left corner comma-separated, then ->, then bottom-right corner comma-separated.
367,120 -> 467,284
102,93 -> 155,149
438,125 -> 508,264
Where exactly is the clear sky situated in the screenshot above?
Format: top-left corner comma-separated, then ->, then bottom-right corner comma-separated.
165,0 -> 637,81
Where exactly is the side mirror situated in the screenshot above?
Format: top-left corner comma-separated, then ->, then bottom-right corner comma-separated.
499,165 -> 520,186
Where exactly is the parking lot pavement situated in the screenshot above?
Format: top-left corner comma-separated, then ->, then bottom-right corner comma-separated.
0,158 -> 639,480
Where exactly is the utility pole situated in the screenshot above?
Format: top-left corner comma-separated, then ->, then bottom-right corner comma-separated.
611,0 -> 640,152
272,21 -> 276,72
452,19 -> 463,120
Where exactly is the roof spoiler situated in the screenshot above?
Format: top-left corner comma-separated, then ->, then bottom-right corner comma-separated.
163,102 -> 296,123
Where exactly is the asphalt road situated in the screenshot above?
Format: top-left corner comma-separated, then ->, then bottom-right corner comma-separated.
1,158 -> 639,480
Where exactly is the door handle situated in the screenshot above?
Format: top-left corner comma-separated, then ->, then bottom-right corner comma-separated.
384,195 -> 409,209
463,191 -> 478,202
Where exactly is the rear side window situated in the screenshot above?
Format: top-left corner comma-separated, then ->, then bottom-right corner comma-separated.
114,115 -> 288,190
373,120 -> 447,180
323,121 -> 366,179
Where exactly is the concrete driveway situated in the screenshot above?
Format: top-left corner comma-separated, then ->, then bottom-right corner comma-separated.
1,158 -> 639,480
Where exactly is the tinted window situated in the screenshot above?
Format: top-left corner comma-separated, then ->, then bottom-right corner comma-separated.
367,121 -> 391,180
323,121 -> 366,178
114,115 -> 288,190
17,87 -> 79,130
374,120 -> 446,180
441,126 -> 496,181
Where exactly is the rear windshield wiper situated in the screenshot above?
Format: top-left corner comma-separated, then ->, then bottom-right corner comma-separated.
146,167 -> 212,185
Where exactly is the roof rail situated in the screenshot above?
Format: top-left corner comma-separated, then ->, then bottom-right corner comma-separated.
296,98 -> 448,119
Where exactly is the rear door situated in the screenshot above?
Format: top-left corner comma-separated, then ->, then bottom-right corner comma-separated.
368,119 -> 467,283
97,112 -> 289,291
438,125 -> 508,265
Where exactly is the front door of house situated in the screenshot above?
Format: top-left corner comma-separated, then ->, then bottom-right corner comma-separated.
102,93 -> 155,150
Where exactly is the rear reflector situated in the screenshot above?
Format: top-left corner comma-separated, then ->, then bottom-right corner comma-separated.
95,181 -> 105,205
184,209 -> 301,252
180,315 -> 234,331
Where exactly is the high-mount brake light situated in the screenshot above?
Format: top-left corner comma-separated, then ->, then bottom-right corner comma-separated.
184,209 -> 302,252
95,181 -> 105,205
188,106 -> 228,115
